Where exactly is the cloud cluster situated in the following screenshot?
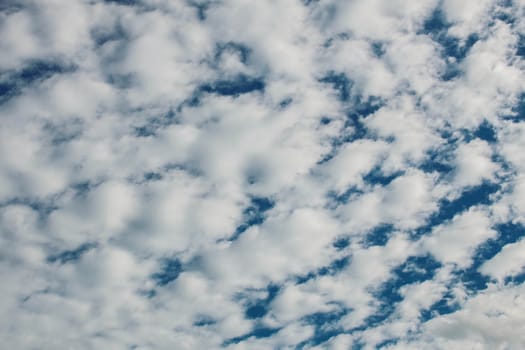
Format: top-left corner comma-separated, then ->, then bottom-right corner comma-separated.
1,0 -> 525,349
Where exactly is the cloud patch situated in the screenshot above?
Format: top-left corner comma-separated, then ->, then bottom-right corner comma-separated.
1,0 -> 525,349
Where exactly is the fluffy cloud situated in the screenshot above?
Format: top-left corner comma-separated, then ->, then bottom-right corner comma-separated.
1,0 -> 525,349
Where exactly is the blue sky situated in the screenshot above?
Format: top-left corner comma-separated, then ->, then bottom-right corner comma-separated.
1,0 -> 525,349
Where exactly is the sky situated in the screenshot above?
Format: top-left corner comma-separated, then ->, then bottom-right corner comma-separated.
1,0 -> 525,349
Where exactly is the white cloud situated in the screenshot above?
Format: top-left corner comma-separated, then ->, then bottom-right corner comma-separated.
421,283 -> 525,349
479,238 -> 525,282
341,169 -> 439,231
365,96 -> 442,171
322,138 -> 388,193
200,207 -> 341,288
453,139 -> 497,187
442,0 -> 494,38
422,208 -> 497,268
1,0 -> 524,349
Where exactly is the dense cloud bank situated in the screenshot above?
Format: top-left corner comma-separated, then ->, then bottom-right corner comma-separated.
1,0 -> 525,349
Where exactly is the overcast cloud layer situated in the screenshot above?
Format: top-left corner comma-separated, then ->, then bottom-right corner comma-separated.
1,0 -> 525,349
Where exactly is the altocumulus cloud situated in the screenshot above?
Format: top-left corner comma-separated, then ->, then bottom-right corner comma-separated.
1,0 -> 525,349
